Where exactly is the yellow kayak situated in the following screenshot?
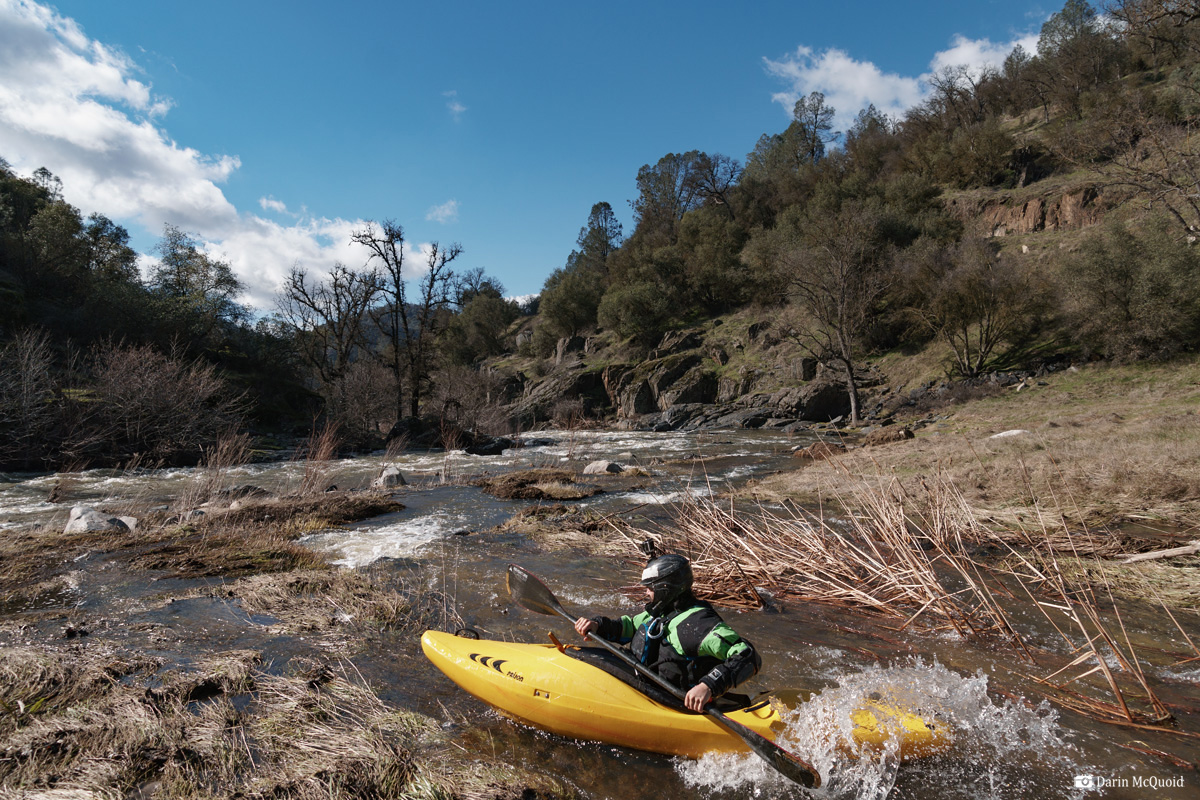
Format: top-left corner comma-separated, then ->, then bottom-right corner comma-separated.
421,630 -> 949,760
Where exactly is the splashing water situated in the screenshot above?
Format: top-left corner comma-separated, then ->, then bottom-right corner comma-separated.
678,660 -> 1091,799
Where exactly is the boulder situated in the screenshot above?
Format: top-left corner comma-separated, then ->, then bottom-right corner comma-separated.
464,435 -> 514,456
714,408 -> 771,429
649,330 -> 702,359
717,369 -> 757,404
65,506 -> 131,534
799,380 -> 851,421
862,427 -> 914,447
646,354 -> 702,400
583,460 -> 623,475
657,368 -> 718,410
372,465 -> 408,489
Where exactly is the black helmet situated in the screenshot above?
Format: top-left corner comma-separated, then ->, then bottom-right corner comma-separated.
640,554 -> 693,606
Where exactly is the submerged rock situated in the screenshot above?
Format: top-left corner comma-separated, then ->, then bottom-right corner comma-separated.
582,460 -> 623,475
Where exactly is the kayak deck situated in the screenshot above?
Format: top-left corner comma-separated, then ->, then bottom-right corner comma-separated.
421,630 -> 949,760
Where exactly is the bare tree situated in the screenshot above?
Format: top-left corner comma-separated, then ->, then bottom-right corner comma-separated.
275,262 -> 382,416
780,203 -> 891,424
1067,89 -> 1200,232
353,220 -> 462,419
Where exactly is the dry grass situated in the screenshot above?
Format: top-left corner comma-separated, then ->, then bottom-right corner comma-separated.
619,479 -> 1028,652
296,422 -> 343,496
632,471 -> 1195,735
207,565 -> 465,637
173,430 -> 255,513
476,469 -> 600,501
0,646 -> 572,799
746,359 -> 1200,527
496,504 -> 629,553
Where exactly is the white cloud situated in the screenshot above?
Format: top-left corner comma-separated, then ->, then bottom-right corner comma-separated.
425,199 -> 459,224
929,32 -> 1040,79
0,0 -> 367,309
764,29 -> 1040,132
259,195 -> 289,214
443,89 -> 466,121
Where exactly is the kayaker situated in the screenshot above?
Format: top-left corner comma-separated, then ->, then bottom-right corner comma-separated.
574,553 -> 761,713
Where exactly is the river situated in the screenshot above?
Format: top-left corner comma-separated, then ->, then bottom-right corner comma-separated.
2,428 -> 1198,799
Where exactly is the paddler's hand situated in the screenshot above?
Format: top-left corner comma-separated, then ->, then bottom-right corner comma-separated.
574,617 -> 597,639
684,683 -> 712,712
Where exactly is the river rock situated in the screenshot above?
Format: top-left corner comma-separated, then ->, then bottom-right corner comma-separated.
464,436 -> 514,456
714,408 -> 771,429
583,460 -> 623,475
371,465 -> 408,489
791,441 -> 847,461
65,506 -> 131,534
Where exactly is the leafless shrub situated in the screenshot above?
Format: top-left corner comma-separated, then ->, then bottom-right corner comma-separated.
384,432 -> 408,459
551,397 -> 587,429
0,329 -> 58,469
430,364 -> 514,436
86,340 -> 249,465
334,358 -> 398,445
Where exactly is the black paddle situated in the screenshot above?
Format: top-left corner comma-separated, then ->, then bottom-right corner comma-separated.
505,563 -> 821,789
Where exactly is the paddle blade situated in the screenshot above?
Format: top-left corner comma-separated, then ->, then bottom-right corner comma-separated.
507,564 -> 568,618
710,710 -> 821,789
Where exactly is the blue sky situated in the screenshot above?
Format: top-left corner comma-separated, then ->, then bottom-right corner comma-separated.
0,0 -> 1052,309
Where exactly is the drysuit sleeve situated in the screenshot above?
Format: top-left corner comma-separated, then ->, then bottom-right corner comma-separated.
695,624 -> 761,697
589,613 -> 640,644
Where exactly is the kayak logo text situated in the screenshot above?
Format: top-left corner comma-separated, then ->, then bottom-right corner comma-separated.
469,653 -> 525,683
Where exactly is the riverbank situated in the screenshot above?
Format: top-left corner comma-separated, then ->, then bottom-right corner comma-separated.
744,357 -> 1200,529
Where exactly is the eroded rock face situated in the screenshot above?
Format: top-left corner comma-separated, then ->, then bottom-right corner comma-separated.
949,187 -> 1105,237
656,367 -> 717,410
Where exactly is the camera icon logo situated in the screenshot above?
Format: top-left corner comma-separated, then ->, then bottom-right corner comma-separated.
1074,775 -> 1100,790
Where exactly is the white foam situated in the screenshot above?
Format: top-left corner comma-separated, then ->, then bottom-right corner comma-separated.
302,510 -> 473,568
678,659 -> 1091,799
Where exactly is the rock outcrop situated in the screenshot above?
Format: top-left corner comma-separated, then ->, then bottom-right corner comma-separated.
947,186 -> 1109,238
